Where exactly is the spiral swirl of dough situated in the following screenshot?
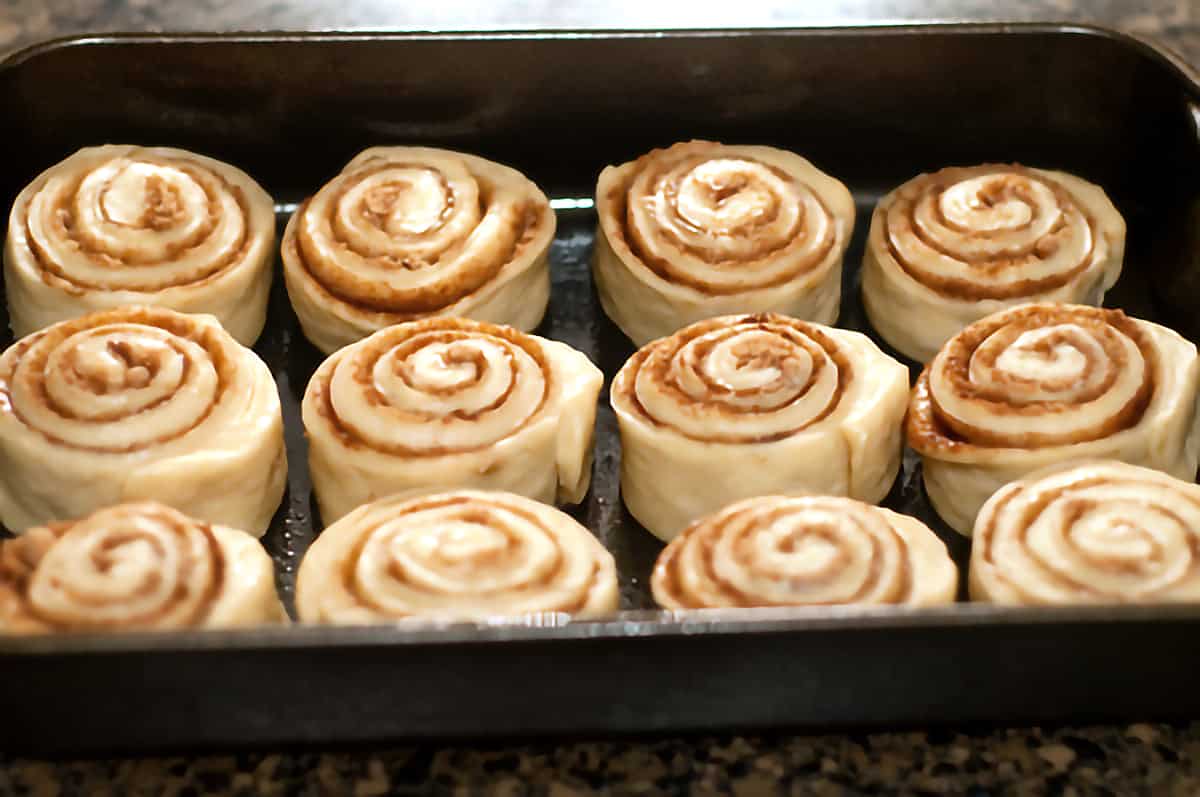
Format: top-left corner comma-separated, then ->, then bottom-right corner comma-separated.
303,317 -> 602,522
4,145 -> 276,345
295,490 -> 619,624
314,318 -> 551,454
972,461 -> 1200,605
0,502 -> 282,632
908,303 -> 1200,535
619,143 -> 840,293
612,313 -> 909,541
594,141 -> 854,345
915,304 -> 1155,450
861,164 -> 1124,362
0,306 -> 287,535
652,495 -> 957,609
282,147 -> 555,353
619,313 -> 851,443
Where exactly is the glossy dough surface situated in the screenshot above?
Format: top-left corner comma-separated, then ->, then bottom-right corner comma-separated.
971,460 -> 1200,605
594,141 -> 855,346
909,303 -> 1200,536
0,502 -> 283,633
295,490 -> 619,624
862,164 -> 1124,362
612,312 -> 909,541
0,307 -> 287,535
282,146 -> 555,354
303,317 -> 603,523
652,495 -> 957,609
5,145 -> 276,346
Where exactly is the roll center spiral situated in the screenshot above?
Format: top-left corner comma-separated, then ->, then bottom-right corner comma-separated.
10,318 -> 222,451
973,325 -> 1104,402
356,168 -> 452,237
72,336 -> 170,393
759,515 -> 845,575
695,499 -> 907,606
396,341 -> 488,393
96,162 -> 200,231
881,166 -> 1111,302
23,508 -> 220,629
698,331 -> 813,394
628,318 -> 846,442
356,507 -> 556,601
939,175 -> 1050,232
326,323 -> 548,454
1068,509 -> 1158,563
674,159 -> 779,234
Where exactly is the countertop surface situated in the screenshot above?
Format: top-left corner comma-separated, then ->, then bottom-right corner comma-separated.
2,1 -> 1200,794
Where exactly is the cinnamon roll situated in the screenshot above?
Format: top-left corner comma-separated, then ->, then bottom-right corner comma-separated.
0,307 -> 287,535
652,495 -> 957,609
295,490 -> 618,624
282,147 -> 555,354
909,303 -> 1200,536
612,312 -> 909,541
303,317 -> 602,523
0,502 -> 284,633
594,141 -> 855,346
862,164 -> 1125,362
972,460 -> 1200,605
5,145 -> 276,346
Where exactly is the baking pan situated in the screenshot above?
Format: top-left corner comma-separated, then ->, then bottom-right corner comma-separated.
0,24 -> 1199,755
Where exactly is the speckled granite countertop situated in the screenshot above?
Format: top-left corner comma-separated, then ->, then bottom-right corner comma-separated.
2,1 -> 1200,794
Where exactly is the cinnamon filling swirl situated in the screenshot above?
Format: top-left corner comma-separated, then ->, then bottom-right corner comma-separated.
652,496 -> 956,609
302,317 -> 603,522
909,305 -> 1157,453
614,314 -> 852,445
310,318 -> 550,457
5,145 -> 277,346
0,308 -> 233,454
614,145 -> 837,294
0,502 -> 284,632
906,302 -> 1200,537
295,490 -> 618,623
971,461 -> 1200,604
611,312 -> 910,541
593,141 -> 854,346
860,164 -> 1124,363
0,306 -> 287,536
881,165 -> 1102,301
282,147 -> 555,353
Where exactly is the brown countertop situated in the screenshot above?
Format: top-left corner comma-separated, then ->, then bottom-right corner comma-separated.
1,1 -> 1199,794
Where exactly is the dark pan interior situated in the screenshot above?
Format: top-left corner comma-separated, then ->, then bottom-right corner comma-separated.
3,27 -> 1200,752
0,27 -> 1198,617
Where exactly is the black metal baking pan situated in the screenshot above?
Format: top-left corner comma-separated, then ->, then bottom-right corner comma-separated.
0,24 -> 1198,755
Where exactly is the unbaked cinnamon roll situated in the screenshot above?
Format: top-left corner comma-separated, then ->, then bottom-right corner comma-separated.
0,307 -> 287,535
282,146 -> 555,354
972,460 -> 1200,605
862,164 -> 1125,362
5,145 -> 276,346
0,502 -> 284,633
295,490 -> 618,624
652,495 -> 957,609
303,317 -> 602,523
594,141 -> 855,346
909,303 -> 1200,536
612,312 -> 909,541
